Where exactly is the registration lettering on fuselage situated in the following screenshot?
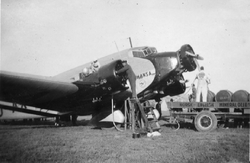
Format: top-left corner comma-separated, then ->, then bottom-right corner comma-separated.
136,70 -> 155,79
136,69 -> 156,93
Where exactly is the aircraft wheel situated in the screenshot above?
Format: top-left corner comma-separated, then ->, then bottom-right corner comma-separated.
194,111 -> 217,132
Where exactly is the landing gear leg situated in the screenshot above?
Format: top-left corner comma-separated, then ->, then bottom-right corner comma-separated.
72,115 -> 78,126
55,116 -> 60,126
155,100 -> 162,119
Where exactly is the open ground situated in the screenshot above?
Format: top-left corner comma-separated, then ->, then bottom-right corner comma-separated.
0,119 -> 249,163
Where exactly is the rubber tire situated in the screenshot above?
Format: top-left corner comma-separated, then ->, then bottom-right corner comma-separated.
194,111 -> 217,132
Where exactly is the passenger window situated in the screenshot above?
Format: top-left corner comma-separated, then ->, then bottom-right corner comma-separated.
132,51 -> 145,58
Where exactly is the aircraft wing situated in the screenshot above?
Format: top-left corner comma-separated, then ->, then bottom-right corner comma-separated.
0,71 -> 79,107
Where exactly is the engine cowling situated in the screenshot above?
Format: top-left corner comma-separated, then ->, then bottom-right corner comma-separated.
97,60 -> 128,93
178,44 -> 197,72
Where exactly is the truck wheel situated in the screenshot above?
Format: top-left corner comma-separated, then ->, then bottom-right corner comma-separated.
194,111 -> 217,132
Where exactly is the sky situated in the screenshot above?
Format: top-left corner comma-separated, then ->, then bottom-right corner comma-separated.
1,0 -> 250,94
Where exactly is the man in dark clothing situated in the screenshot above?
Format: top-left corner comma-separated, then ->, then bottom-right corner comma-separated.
191,84 -> 197,102
116,60 -> 137,99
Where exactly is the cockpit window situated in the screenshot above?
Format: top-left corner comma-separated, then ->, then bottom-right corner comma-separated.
132,51 -> 145,58
151,47 -> 157,53
132,47 -> 157,58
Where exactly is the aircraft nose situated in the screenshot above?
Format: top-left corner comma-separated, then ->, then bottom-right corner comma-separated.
178,44 -> 199,72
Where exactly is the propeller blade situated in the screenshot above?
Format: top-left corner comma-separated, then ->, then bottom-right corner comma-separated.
185,51 -> 204,60
196,55 -> 204,60
194,58 -> 200,71
185,51 -> 195,57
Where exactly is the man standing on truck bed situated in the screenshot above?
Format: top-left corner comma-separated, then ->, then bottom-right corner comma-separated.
195,66 -> 211,102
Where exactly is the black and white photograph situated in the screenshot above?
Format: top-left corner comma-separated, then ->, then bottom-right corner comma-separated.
1,0 -> 249,162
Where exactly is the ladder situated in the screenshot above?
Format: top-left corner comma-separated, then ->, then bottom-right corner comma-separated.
127,98 -> 161,135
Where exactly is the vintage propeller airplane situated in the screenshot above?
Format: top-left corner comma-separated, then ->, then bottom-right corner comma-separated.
0,44 -> 202,126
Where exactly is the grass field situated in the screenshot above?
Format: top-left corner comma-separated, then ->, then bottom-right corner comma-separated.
0,119 -> 249,163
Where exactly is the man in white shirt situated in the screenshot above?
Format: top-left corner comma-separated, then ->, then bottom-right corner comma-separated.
195,66 -> 211,102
